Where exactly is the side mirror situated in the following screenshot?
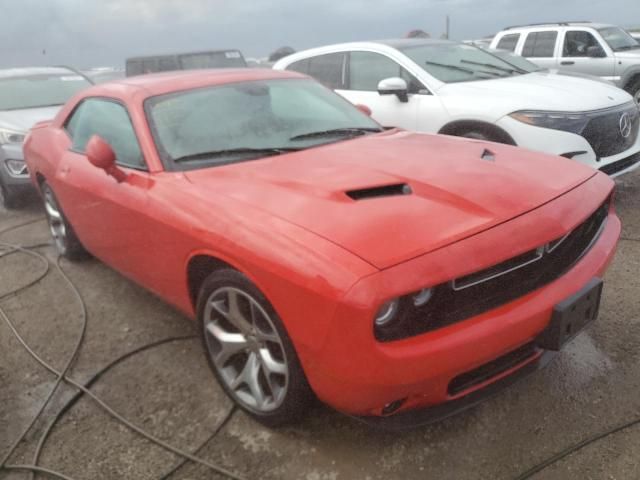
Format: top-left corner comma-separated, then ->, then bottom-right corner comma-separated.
355,104 -> 372,116
377,77 -> 409,103
587,46 -> 606,58
86,135 -> 126,182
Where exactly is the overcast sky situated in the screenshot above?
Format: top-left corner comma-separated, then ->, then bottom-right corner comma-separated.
1,0 -> 639,69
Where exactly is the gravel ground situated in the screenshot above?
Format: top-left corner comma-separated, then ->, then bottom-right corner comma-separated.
1,169 -> 639,480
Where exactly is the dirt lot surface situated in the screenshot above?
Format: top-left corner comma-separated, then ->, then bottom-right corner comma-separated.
1,170 -> 639,480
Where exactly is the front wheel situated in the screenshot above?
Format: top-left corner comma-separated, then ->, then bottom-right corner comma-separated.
198,269 -> 313,426
41,182 -> 89,260
625,77 -> 640,105
0,180 -> 21,209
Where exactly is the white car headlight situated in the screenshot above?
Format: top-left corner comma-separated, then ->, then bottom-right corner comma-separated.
0,128 -> 27,145
509,111 -> 590,135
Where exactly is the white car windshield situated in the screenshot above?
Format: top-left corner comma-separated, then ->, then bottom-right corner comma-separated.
0,73 -> 91,111
598,27 -> 640,51
489,50 -> 545,73
399,43 -> 527,83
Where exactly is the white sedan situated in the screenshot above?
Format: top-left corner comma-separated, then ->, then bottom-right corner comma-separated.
274,39 -> 640,177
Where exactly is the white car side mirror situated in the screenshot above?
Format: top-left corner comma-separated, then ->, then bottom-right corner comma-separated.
377,77 -> 409,103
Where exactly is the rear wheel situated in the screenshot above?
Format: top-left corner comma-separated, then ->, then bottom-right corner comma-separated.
198,269 -> 313,426
41,182 -> 88,260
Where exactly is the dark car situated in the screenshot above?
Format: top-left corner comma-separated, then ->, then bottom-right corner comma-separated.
126,49 -> 247,77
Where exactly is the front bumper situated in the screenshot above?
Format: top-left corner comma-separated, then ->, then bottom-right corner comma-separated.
496,116 -> 640,178
354,350 -> 556,430
302,174 -> 620,419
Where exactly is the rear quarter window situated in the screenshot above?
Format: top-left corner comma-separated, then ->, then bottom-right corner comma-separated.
496,33 -> 520,52
306,53 -> 347,89
286,58 -> 310,75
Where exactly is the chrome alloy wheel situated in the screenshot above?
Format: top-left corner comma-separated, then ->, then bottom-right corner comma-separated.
43,187 -> 67,254
203,287 -> 289,413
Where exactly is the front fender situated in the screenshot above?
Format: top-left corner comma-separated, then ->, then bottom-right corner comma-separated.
620,64 -> 640,88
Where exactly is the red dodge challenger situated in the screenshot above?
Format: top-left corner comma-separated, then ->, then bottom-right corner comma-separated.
23,69 -> 620,428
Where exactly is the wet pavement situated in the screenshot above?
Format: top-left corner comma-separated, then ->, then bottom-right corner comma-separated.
1,169 -> 639,480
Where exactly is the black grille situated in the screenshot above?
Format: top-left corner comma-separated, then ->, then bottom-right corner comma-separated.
581,103 -> 639,158
376,200 -> 609,342
599,152 -> 640,176
448,342 -> 538,396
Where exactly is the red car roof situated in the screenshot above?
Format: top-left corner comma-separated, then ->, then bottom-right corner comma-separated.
88,68 -> 306,99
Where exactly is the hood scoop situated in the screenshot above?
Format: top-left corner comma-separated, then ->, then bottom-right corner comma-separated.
481,149 -> 495,162
346,183 -> 412,201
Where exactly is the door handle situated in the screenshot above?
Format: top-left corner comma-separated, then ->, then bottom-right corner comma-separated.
560,61 -> 575,66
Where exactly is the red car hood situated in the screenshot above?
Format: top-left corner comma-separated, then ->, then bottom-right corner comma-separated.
185,131 -> 596,269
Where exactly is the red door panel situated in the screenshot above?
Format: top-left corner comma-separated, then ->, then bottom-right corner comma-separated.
53,150 -> 152,280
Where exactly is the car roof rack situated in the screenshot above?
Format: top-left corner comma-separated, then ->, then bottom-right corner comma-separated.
505,21 -> 592,30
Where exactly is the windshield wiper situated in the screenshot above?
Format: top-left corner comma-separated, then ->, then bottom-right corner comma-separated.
289,127 -> 381,141
425,61 -> 475,74
460,59 -> 525,75
173,147 -> 300,163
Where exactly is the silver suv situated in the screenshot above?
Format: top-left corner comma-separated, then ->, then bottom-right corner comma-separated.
0,67 -> 92,208
491,22 -> 640,103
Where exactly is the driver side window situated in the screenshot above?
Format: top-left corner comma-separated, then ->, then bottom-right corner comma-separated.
347,51 -> 426,94
65,98 -> 146,170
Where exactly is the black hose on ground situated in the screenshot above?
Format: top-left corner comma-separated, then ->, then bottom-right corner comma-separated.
513,416 -> 640,479
28,335 -> 197,480
0,248 -> 77,470
0,232 -> 244,480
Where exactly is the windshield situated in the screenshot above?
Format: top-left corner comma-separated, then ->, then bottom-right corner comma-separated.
399,43 -> 526,83
0,73 -> 91,111
598,27 -> 640,51
146,78 -> 382,169
489,50 -> 545,72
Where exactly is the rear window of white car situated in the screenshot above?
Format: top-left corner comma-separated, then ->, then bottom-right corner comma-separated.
496,34 -> 520,52
287,53 -> 347,90
522,31 -> 558,57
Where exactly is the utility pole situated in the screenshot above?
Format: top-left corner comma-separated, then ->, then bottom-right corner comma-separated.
445,15 -> 450,39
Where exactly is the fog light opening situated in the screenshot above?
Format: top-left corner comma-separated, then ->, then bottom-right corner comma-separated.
381,398 -> 406,416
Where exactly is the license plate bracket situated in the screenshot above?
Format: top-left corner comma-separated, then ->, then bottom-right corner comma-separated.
537,278 -> 603,351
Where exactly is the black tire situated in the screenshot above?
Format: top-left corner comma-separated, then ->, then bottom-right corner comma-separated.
460,131 -> 491,141
197,268 -> 313,427
0,180 -> 21,209
445,124 -> 515,145
625,77 -> 640,105
41,182 -> 89,260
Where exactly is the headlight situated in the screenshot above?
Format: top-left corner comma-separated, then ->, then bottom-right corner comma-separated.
0,128 -> 27,145
5,159 -> 28,176
509,111 -> 590,135
412,288 -> 433,307
374,299 -> 400,327
373,287 -> 435,338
